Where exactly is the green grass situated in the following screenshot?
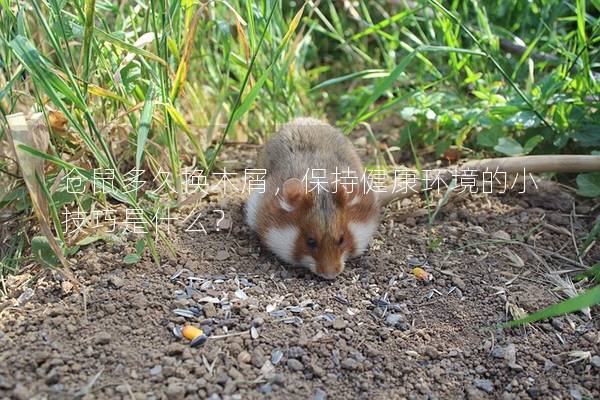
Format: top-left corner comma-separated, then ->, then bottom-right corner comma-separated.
0,0 -> 598,317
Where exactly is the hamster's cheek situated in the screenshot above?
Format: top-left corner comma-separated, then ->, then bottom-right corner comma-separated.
348,219 -> 379,257
300,255 -> 317,273
244,191 -> 262,231
264,225 -> 299,264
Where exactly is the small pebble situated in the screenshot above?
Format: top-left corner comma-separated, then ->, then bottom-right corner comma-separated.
93,331 -> 111,345
332,318 -> 346,330
259,384 -> 273,394
203,303 -> 217,318
492,230 -> 510,240
474,378 -> 494,394
314,388 -> 327,400
214,250 -> 230,261
287,358 -> 304,371
150,365 -> 162,376
341,358 -> 359,370
108,275 -> 125,288
569,388 -> 582,400
165,383 -> 185,400
451,276 -> 466,291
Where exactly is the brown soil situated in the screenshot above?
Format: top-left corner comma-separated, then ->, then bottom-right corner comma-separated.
1,145 -> 599,400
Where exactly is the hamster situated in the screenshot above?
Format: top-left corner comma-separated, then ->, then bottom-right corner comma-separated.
245,117 -> 380,279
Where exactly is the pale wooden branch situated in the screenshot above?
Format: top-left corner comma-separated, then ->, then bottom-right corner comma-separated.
379,155 -> 600,206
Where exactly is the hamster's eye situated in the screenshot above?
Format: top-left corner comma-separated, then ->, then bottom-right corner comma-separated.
306,237 -> 317,249
337,235 -> 344,246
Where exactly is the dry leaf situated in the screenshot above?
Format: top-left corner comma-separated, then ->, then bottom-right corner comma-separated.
48,110 -> 68,133
443,147 -> 461,163
6,113 -> 72,272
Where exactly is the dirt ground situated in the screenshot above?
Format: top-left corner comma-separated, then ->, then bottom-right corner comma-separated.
1,142 -> 599,399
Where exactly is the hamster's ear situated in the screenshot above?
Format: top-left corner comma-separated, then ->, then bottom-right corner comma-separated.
333,184 -> 349,207
346,184 -> 375,211
280,178 -> 310,212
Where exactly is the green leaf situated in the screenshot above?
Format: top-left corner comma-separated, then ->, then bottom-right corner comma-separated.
494,137 -> 524,156
581,218 -> 600,252
501,284 -> 600,328
123,254 -> 141,264
576,172 -> 600,197
31,236 -> 61,267
505,111 -> 540,129
9,36 -> 85,109
574,125 -> 600,147
76,235 -> 105,246
574,263 -> 600,282
523,135 -> 544,154
135,239 -> 145,256
476,127 -> 502,148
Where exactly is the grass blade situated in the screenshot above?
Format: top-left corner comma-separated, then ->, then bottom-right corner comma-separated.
344,50 -> 417,134
136,84 -> 156,171
501,285 -> 600,328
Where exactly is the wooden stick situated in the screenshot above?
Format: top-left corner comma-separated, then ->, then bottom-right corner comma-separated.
379,155 -> 600,206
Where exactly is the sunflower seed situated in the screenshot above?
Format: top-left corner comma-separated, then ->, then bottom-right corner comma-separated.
269,310 -> 286,318
333,294 -> 350,305
173,309 -> 196,318
271,348 -> 284,365
170,269 -> 189,281
174,290 -> 187,300
281,316 -> 303,325
251,326 -> 259,339
314,313 -> 336,322
172,325 -> 183,339
407,257 -> 424,267
190,334 -> 208,347
197,296 -> 220,304
235,289 -> 248,300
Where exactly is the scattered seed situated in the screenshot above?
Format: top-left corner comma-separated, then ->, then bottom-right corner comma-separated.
288,306 -> 304,313
174,290 -> 188,300
235,289 -> 248,300
413,267 -> 433,282
188,307 -> 202,316
198,296 -> 220,304
170,269 -> 190,282
407,257 -> 424,267
182,325 -> 203,340
333,294 -> 350,305
150,365 -> 162,376
271,348 -> 284,365
172,325 -> 183,339
314,314 -> 335,322
281,316 -> 303,326
190,334 -> 208,347
251,326 -> 259,339
269,310 -> 286,318
173,309 -> 196,318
